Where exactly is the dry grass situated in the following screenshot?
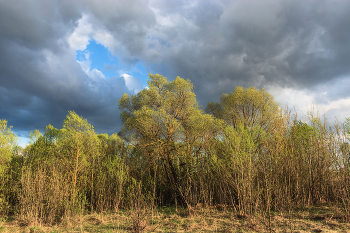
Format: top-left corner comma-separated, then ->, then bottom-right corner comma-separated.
2,204 -> 350,232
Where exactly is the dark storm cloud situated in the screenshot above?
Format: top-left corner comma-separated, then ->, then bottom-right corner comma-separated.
80,0 -> 157,62
144,0 -> 350,106
0,0 -> 154,139
1,0 -> 350,142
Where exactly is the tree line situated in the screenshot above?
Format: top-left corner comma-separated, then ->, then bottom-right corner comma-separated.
1,74 -> 350,223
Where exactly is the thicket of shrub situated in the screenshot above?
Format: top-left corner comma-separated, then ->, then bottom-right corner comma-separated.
1,74 -> 350,224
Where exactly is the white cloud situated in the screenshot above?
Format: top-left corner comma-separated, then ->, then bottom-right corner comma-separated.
68,14 -> 93,51
77,55 -> 106,82
68,13 -> 147,96
67,13 -> 119,54
89,68 -> 106,80
268,84 -> 350,124
94,30 -> 120,51
77,55 -> 90,73
122,74 -> 144,93
268,86 -> 313,115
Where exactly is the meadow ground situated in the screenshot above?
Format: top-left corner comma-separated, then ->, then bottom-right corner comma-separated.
1,204 -> 350,232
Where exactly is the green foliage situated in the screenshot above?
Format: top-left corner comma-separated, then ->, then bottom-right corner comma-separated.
119,74 -> 223,207
0,120 -> 17,168
0,120 -> 18,216
94,133 -> 129,211
18,111 -> 132,222
29,129 -> 42,145
58,111 -> 100,208
25,125 -> 60,168
2,74 -> 350,223
207,86 -> 280,131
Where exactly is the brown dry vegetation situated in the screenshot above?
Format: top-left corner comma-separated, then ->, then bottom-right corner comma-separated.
2,204 -> 350,232
1,74 -> 350,232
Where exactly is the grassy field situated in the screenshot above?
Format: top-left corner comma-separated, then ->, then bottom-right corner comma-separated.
1,204 -> 350,232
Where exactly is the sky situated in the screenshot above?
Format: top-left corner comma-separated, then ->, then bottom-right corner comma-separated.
1,0 -> 350,147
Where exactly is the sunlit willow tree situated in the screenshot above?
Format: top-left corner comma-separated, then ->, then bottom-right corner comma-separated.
0,120 -> 19,216
20,124 -> 68,223
0,120 -> 17,174
3,74 -> 350,223
338,117 -> 350,220
20,111 -> 128,223
94,132 -> 129,212
205,86 -> 285,213
58,111 -> 101,208
119,74 -> 221,207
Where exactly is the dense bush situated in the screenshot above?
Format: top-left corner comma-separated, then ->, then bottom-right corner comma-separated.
1,74 -> 350,224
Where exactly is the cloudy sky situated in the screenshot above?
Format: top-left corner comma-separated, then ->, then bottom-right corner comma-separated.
1,0 -> 350,146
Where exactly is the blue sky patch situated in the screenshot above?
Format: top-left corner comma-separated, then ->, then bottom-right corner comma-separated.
76,40 -> 149,87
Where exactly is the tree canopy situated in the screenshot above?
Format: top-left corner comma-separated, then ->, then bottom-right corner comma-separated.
0,74 -> 350,223
206,86 -> 280,132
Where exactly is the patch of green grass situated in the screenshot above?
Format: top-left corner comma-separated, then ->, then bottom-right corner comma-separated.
169,218 -> 182,225
29,226 -> 45,233
158,206 -> 177,216
6,216 -> 15,222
